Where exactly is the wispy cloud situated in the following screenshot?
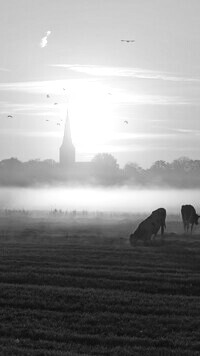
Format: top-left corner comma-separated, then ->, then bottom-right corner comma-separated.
0,68 -> 10,72
112,93 -> 190,106
0,79 -> 97,94
0,102 -> 60,115
0,128 -> 61,138
0,102 -> 64,122
0,80 -> 62,93
51,64 -> 200,83
75,143 -> 142,154
150,126 -> 200,137
19,111 -> 59,117
0,79 -> 198,106
76,142 -> 174,155
109,132 -> 178,141
40,30 -> 51,48
172,128 -> 200,136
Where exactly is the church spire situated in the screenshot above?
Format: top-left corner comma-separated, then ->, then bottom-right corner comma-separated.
63,110 -> 73,144
59,110 -> 75,167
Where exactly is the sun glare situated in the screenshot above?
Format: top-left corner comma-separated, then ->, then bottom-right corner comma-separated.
66,83 -> 117,153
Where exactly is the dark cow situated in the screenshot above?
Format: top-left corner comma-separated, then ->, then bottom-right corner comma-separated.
152,208 -> 166,236
181,205 -> 200,234
130,208 -> 166,245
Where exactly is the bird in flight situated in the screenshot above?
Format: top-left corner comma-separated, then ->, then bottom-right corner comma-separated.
46,94 -> 50,98
121,40 -> 135,43
124,120 -> 128,124
7,115 -> 13,118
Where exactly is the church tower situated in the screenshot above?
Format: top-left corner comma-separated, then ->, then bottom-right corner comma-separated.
59,111 -> 75,168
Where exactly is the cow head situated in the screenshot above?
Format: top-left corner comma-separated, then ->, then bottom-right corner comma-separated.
195,214 -> 200,225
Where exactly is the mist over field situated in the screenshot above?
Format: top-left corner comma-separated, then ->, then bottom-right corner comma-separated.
1,186 -> 200,214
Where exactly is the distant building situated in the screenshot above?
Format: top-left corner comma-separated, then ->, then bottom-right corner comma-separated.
59,112 -> 93,179
59,111 -> 75,167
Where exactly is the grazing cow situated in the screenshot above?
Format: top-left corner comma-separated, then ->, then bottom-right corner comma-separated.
152,208 -> 166,236
130,208 -> 166,245
181,205 -> 200,234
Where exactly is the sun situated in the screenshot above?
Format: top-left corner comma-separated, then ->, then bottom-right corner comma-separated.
64,83 -> 116,153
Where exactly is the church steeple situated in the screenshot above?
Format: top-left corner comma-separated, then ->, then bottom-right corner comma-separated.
59,110 -> 75,167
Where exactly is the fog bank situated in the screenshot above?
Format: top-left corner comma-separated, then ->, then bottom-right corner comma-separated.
1,187 -> 200,214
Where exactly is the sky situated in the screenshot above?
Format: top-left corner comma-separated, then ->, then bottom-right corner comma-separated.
0,0 -> 200,168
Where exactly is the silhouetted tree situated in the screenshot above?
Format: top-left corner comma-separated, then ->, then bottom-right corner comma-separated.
146,160 -> 171,186
150,160 -> 170,171
92,154 -> 119,173
124,162 -> 144,184
91,153 -> 120,184
0,157 -> 22,168
0,155 -> 199,187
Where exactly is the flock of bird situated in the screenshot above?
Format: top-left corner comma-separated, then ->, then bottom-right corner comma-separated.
7,39 -> 135,125
45,88 -> 66,125
7,88 -> 67,126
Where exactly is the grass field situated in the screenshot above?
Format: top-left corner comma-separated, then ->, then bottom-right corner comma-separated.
0,213 -> 200,355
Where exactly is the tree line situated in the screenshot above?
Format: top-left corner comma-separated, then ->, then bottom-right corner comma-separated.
0,155 -> 199,187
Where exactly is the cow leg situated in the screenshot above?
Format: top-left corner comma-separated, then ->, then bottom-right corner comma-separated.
183,221 -> 186,234
151,232 -> 156,241
186,223 -> 189,234
161,224 -> 164,236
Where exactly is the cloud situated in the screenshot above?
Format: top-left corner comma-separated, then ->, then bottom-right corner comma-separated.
0,68 -> 10,72
0,101 -> 60,115
112,93 -> 189,106
19,111 -> 59,117
152,126 -> 200,136
0,80 -> 61,94
0,78 -> 198,106
109,132 -> 177,141
40,30 -> 51,48
0,78 -> 97,94
0,128 -> 61,138
172,128 -> 200,136
75,143 -> 142,154
51,64 -> 200,83
74,132 -> 182,156
0,102 -> 64,121
76,142 -> 176,155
